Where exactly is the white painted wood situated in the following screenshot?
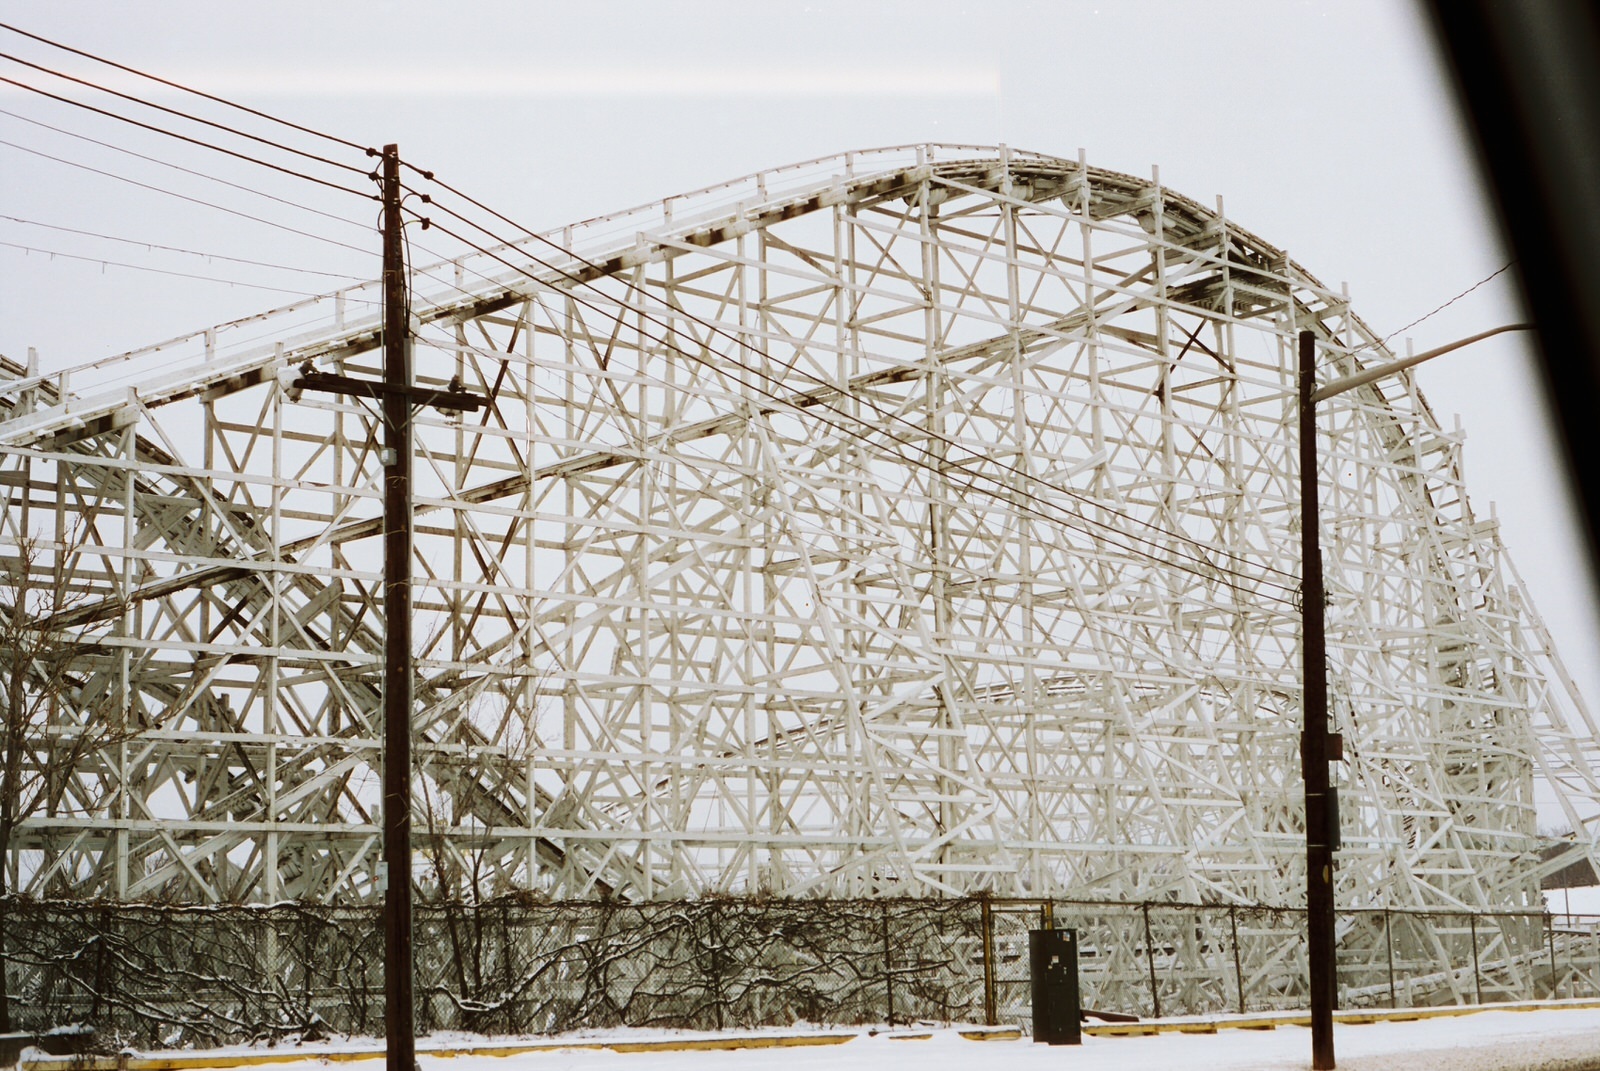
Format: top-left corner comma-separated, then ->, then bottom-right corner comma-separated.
1,148 -> 1592,942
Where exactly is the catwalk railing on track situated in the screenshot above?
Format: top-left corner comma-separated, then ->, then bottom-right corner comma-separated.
2,897 -> 1592,1047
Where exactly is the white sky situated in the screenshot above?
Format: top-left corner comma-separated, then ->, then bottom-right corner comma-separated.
2,0 -> 1597,826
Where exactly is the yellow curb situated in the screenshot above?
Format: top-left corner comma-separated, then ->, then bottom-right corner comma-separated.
605,1035 -> 853,1054
1083,1024 -> 1162,1037
19,1033 -> 857,1071
28,1004 -> 1600,1070
1077,998 -> 1600,1041
416,1043 -> 607,1059
22,1057 -> 384,1071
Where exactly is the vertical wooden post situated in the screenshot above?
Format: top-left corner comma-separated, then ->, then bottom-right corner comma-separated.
1547,915 -> 1558,998
1142,902 -> 1161,1019
982,900 -> 997,1026
881,900 -> 894,1026
1300,329 -> 1336,1069
1229,904 -> 1245,1015
1385,909 -> 1397,1008
380,142 -> 416,1071
1469,913 -> 1483,1005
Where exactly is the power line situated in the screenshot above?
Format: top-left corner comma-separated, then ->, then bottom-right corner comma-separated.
420,314 -> 1292,613
0,109 -> 483,306
0,113 -> 487,362
399,178 -> 1302,596
1383,262 -> 1516,347
0,239 -> 340,297
404,173 -> 1302,590
0,20 -> 373,156
0,37 -> 494,323
404,194 -> 1299,597
410,210 -> 1300,606
0,64 -> 373,199
0,46 -> 369,175
0,136 -> 375,257
0,106 -> 376,235
0,25 -> 1294,598
0,214 -> 367,280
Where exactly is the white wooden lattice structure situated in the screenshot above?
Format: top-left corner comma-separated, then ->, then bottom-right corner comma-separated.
3,144 -> 1598,910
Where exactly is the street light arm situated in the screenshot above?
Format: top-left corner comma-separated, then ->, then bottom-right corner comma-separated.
1311,323 -> 1534,404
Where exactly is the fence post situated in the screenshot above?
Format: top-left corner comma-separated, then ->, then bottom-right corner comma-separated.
1384,909 -> 1397,1009
1229,904 -> 1245,1015
1571,920 -> 1579,997
1547,915 -> 1558,999
93,904 -> 111,1024
1333,907 -> 1343,1012
1142,903 -> 1161,1019
982,900 -> 997,1026
708,900 -> 725,1031
263,912 -> 280,1037
1469,913 -> 1483,1005
881,901 -> 894,1027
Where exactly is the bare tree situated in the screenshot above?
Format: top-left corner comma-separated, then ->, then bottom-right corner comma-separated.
0,527 -> 119,1031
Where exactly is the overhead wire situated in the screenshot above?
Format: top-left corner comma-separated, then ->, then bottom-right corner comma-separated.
0,33 -> 630,336
0,64 -> 373,199
0,214 -> 367,280
0,239 -> 342,297
0,46 -> 370,175
0,104 -> 476,345
0,136 -> 375,258
398,204 -> 1293,598
0,20 -> 373,155
0,32 -> 382,312
0,29 -> 1293,599
1381,261 -> 1516,348
0,106 -> 375,235
408,208 -> 1301,607
401,171 -> 1303,591
395,175 -> 1302,598
1,101 -> 476,304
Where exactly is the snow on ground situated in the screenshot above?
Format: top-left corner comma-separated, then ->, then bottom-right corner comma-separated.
130,1007 -> 1600,1071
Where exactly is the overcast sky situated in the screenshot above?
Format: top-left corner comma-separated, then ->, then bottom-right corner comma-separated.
3,0 -> 1596,769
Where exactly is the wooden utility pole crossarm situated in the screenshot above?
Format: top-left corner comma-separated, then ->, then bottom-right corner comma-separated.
289,367 -> 481,413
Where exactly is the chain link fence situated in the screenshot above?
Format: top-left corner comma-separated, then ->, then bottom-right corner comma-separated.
3,897 -> 1594,1048
985,901 -> 1597,1030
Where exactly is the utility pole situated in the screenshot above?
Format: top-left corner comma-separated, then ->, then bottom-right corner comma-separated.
379,142 -> 416,1071
286,143 -> 478,1071
1296,320 -> 1533,1070
1299,328 -> 1336,1070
